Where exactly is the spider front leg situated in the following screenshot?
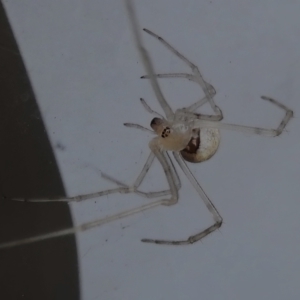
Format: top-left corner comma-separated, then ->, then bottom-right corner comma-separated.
142,73 -> 221,120
140,28 -> 223,121
6,149 -> 179,204
0,149 -> 181,249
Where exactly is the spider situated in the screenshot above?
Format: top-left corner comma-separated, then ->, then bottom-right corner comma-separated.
0,0 -> 293,249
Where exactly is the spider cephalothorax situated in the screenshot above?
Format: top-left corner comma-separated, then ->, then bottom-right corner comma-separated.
151,118 -> 172,138
150,117 -> 194,151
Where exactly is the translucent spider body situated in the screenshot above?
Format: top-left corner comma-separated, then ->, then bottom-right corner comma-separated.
0,0 -> 293,249
151,106 -> 220,154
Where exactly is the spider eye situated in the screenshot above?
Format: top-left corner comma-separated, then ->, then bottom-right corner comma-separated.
161,127 -> 171,138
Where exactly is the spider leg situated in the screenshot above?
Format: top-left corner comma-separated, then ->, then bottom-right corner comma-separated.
124,120 -> 182,195
186,95 -> 216,113
125,0 -> 173,119
0,151 -> 181,249
123,123 -> 155,134
139,94 -> 220,121
141,73 -> 222,120
147,139 -> 179,206
4,155 -> 157,203
7,150 -> 179,203
6,187 -> 131,203
193,96 -> 293,137
141,152 -> 222,245
0,199 -> 164,250
141,29 -> 222,120
136,151 -> 181,196
140,73 -> 216,99
139,98 -> 165,119
123,98 -> 163,133
102,151 -> 181,198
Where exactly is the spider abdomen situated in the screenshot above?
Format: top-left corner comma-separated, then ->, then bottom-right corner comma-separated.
180,128 -> 220,163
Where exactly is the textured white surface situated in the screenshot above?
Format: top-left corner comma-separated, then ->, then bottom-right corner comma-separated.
4,0 -> 300,299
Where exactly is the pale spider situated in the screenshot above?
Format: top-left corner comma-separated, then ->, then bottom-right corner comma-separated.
0,0 -> 293,249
